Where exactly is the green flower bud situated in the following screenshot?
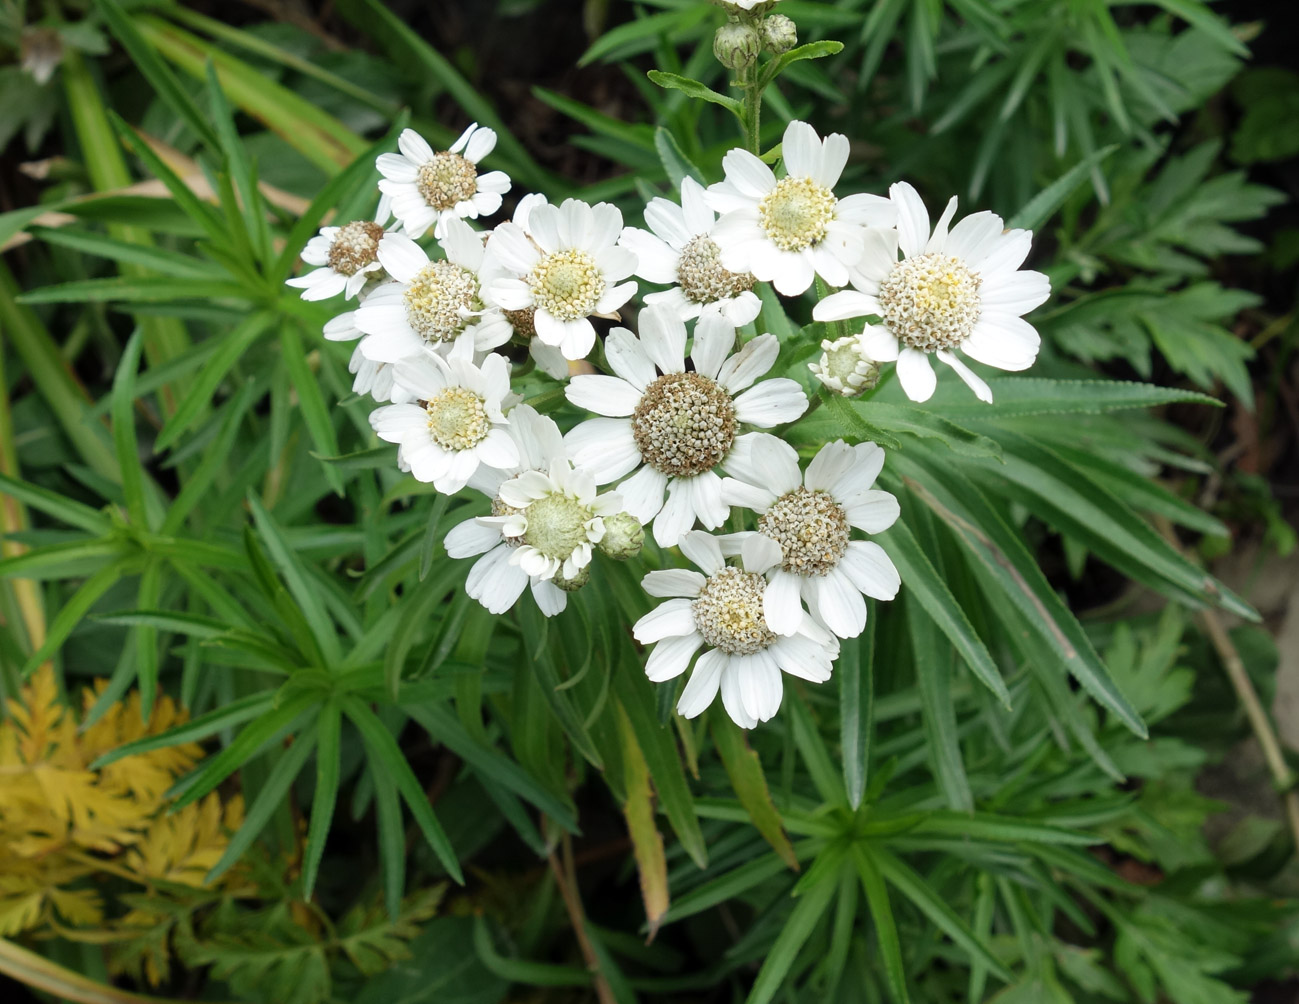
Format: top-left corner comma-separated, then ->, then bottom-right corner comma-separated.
713,21 -> 762,71
597,512 -> 644,561
552,563 -> 591,592
761,14 -> 797,54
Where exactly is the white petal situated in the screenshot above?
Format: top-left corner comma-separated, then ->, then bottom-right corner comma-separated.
979,229 -> 1034,277
445,518 -> 501,558
645,631 -> 704,682
860,325 -> 900,362
925,196 -> 960,252
740,532 -> 783,575
895,347 -> 937,403
813,289 -> 877,323
644,197 -> 692,249
827,442 -> 886,498
464,126 -> 497,163
936,350 -> 992,403
638,305 -> 687,374
979,270 -> 1051,315
679,529 -> 725,575
397,128 -> 435,165
604,327 -> 656,391
720,478 -> 777,512
620,227 -> 680,283
566,374 -> 641,417
716,332 -> 779,394
565,418 -> 641,484
653,480 -> 701,547
466,546 -> 529,614
677,649 -> 726,719
722,432 -> 797,486
764,570 -> 804,636
890,181 -> 931,259
642,568 -> 705,598
487,222 -> 541,275
961,314 -> 1041,371
733,379 -> 808,427
718,659 -> 757,729
531,578 -> 568,616
842,489 -> 901,534
687,471 -> 730,531
689,310 -> 736,381
944,210 -> 1006,267
839,540 -> 900,600
376,152 -> 418,182
635,598 -> 697,644
809,570 -> 867,638
782,120 -> 820,179
680,176 -> 715,234
721,148 -> 776,198
804,440 -> 855,494
617,464 -> 669,523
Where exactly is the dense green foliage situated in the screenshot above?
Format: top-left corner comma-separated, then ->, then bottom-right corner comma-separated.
1,1 -> 1295,1002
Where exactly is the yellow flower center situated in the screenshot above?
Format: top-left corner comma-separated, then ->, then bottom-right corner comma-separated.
416,152 -> 479,210
424,387 -> 490,452
528,249 -> 606,322
878,252 -> 982,352
758,176 -> 837,251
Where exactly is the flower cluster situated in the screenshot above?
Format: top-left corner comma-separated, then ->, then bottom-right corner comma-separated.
288,112 -> 1049,728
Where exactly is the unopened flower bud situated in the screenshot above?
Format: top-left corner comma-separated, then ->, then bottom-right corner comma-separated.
553,563 -> 591,592
810,332 -> 880,397
597,512 -> 644,561
761,14 -> 797,54
714,21 -> 762,71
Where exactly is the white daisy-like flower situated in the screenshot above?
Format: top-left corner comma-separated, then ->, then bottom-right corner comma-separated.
720,438 -> 900,639
486,198 -> 638,362
634,531 -> 838,728
813,182 -> 1050,403
286,209 -> 395,302
355,219 -> 510,363
619,176 -> 761,327
446,405 -> 607,616
706,120 -> 896,297
564,306 -> 808,547
368,336 -> 517,494
323,309 -> 414,404
479,194 -> 574,380
809,331 -> 880,397
377,125 -> 511,240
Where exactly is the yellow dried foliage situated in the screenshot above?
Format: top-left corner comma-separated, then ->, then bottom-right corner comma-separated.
0,665 -> 244,939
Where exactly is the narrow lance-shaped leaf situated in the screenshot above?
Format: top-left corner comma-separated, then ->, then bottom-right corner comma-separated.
711,712 -> 798,870
615,702 -> 669,941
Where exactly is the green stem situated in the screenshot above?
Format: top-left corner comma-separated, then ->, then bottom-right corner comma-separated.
743,63 -> 763,155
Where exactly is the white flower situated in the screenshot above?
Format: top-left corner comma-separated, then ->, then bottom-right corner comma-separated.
634,530 -> 838,729
619,176 -> 762,327
355,219 -> 510,363
813,182 -> 1050,403
286,209 -> 395,301
377,125 -> 511,240
368,337 -> 518,494
720,438 -> 900,639
486,198 -> 638,362
446,406 -> 605,617
322,308 -> 414,405
707,120 -> 896,296
809,331 -> 880,397
479,194 -> 574,380
564,306 -> 808,547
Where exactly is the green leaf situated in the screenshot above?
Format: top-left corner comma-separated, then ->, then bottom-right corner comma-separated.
932,377 -> 1222,420
90,691 -> 275,768
654,127 -> 705,188
892,456 -> 1148,738
30,227 -> 216,279
22,562 -> 126,677
301,700 -> 341,900
280,322 -> 343,496
248,492 -> 341,667
745,851 -> 841,1004
616,702 -> 669,939
838,627 -> 873,810
711,714 -> 798,870
1007,145 -> 1120,231
94,0 -> 221,150
661,853 -> 793,926
110,329 -> 149,530
878,520 -> 1010,707
344,698 -> 464,884
0,473 -> 110,535
787,691 -> 844,806
208,728 -> 317,882
171,691 -> 320,810
872,848 -> 1012,983
853,845 -> 911,1004
907,598 -> 973,811
18,276 -> 250,305
762,40 -> 845,86
518,601 -> 604,769
472,917 -> 591,988
646,71 -> 742,114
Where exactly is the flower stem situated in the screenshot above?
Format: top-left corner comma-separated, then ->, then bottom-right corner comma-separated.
743,65 -> 762,155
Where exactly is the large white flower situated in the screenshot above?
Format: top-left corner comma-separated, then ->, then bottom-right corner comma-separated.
720,438 -> 900,639
564,306 -> 808,547
706,120 -> 896,296
377,125 -> 511,240
813,182 -> 1050,403
619,176 -> 762,327
286,213 -> 395,301
368,337 -> 517,494
634,531 -> 838,729
486,198 -> 637,362
355,219 -> 510,363
446,406 -> 610,617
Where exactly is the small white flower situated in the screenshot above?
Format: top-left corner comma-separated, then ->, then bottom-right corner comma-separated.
619,176 -> 762,327
286,208 -> 396,302
324,308 -> 414,405
809,331 -> 880,397
368,337 -> 518,494
564,306 -> 808,547
634,530 -> 838,729
707,120 -> 896,296
813,182 -> 1050,404
446,406 -> 609,617
486,198 -> 638,362
355,219 -> 510,363
720,438 -> 900,639
377,125 -> 511,240
479,194 -> 575,380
